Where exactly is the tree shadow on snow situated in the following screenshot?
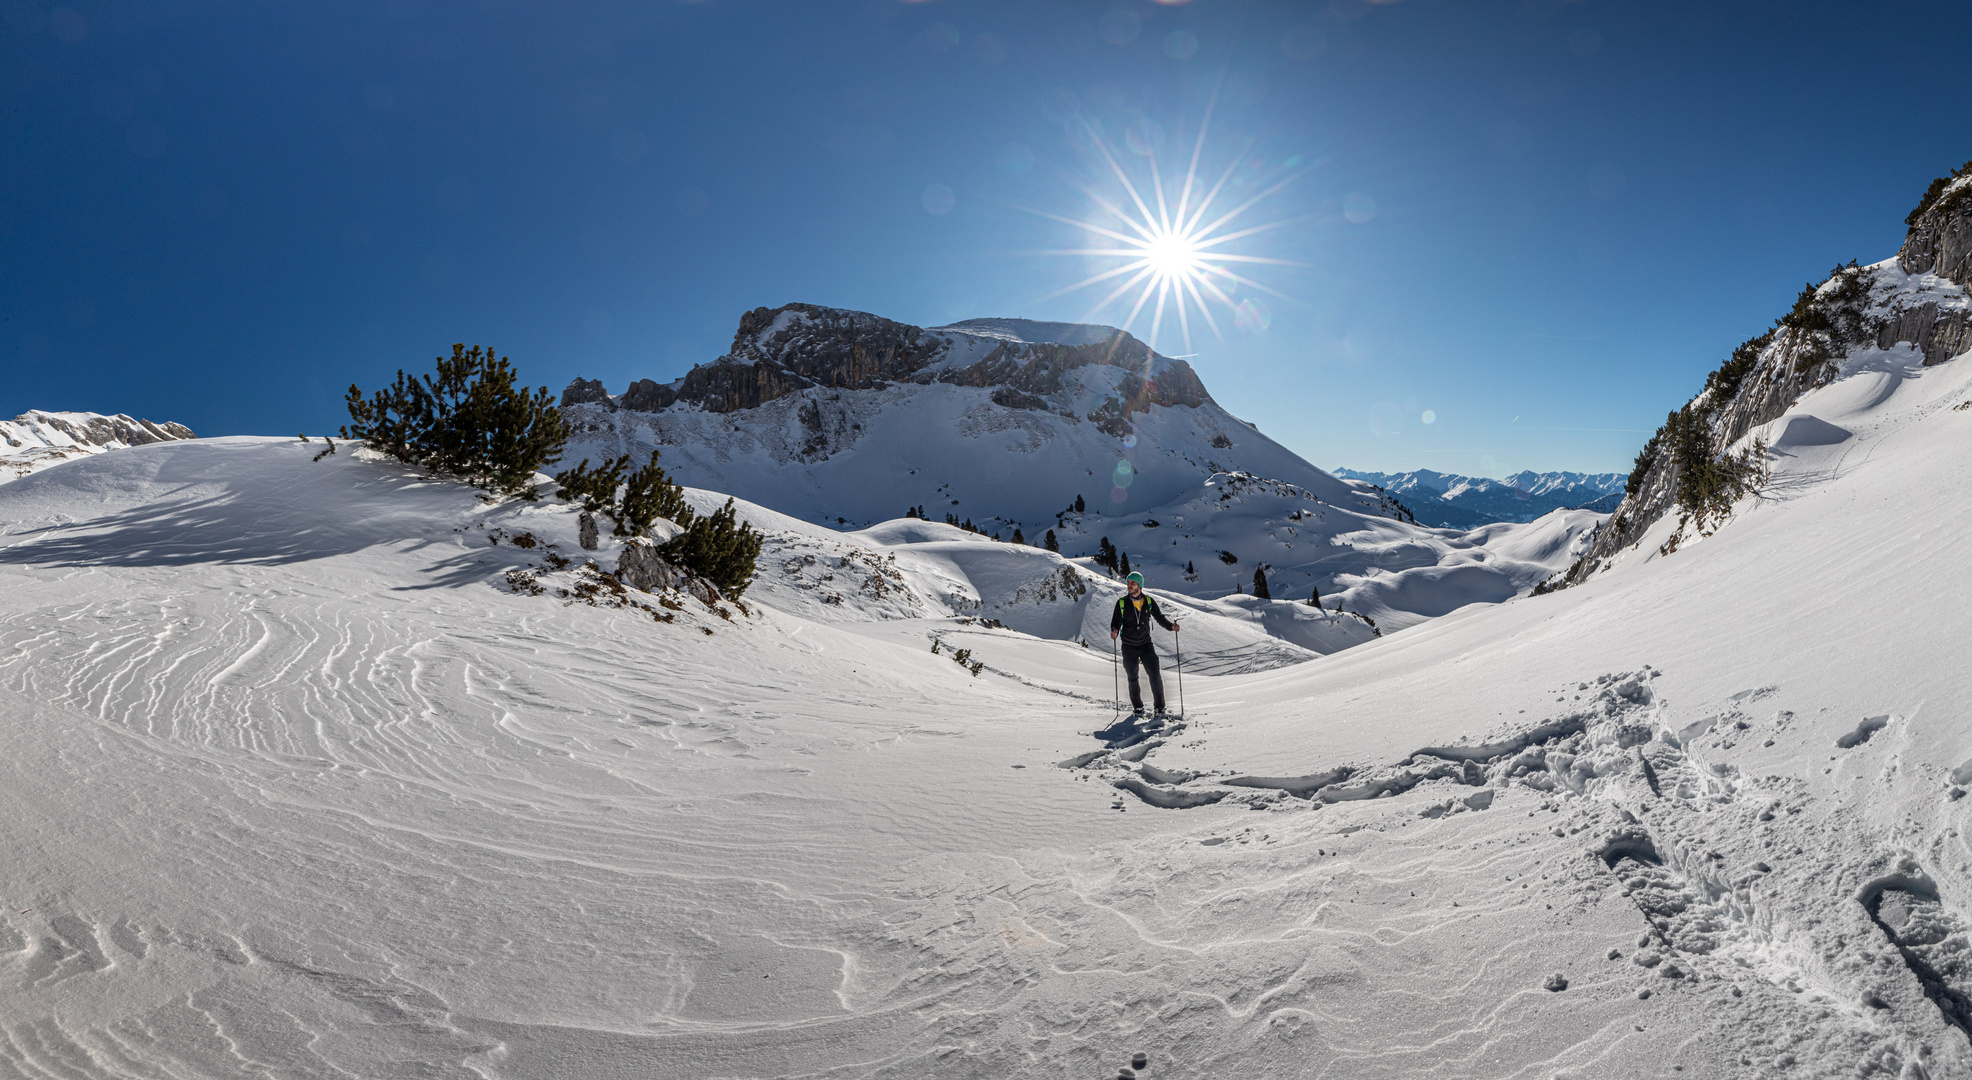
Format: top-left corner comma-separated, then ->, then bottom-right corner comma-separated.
0,471 -> 467,571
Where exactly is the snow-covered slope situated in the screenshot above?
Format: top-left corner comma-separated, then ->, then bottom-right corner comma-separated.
2,322 -> 1968,1076
0,410 -> 195,482
558,305 -> 1599,622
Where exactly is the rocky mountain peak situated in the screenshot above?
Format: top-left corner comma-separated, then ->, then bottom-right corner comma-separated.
560,302 -> 1216,426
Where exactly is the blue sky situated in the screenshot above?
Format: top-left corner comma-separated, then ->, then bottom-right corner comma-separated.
5,0 -> 1970,476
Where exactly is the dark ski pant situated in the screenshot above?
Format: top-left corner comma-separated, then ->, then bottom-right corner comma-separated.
1121,641 -> 1165,712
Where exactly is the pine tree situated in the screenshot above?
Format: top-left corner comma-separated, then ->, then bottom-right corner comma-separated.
343,343 -> 569,497
1185,560 -> 1195,575
1011,527 -> 1026,545
556,450 -> 691,536
1252,567 -> 1271,599
1074,494 -> 1085,513
1119,551 -> 1131,577
1307,583 -> 1321,607
1044,529 -> 1058,552
659,497 -> 762,599
1096,537 -> 1118,572
616,450 -> 691,535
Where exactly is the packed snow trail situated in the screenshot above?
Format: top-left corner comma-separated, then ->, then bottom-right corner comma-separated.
0,331 -> 1968,1080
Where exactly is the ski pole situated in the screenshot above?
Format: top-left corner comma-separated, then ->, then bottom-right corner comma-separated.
1174,624 -> 1184,719
1112,635 -> 1121,713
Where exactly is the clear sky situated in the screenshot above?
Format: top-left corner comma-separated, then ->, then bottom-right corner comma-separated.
5,0 -> 1971,477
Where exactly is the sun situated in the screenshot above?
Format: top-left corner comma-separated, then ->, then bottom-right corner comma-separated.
1144,229 -> 1202,278
1019,101 -> 1306,355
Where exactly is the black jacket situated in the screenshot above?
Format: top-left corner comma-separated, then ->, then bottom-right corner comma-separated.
1111,592 -> 1173,647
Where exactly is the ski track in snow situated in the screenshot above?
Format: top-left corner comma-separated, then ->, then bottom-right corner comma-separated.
0,335 -> 1968,1077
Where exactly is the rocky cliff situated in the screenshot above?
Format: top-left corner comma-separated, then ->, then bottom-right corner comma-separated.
1553,164 -> 1972,586
560,303 -> 1213,430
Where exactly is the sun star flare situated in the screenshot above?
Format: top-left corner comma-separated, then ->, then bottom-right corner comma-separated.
1025,106 -> 1309,356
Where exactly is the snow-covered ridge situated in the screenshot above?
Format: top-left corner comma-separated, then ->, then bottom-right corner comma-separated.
0,410 -> 195,482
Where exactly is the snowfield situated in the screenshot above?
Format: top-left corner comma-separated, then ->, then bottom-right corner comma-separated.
1,333 -> 1970,1078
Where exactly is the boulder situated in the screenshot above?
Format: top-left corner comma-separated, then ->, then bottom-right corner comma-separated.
616,540 -> 684,592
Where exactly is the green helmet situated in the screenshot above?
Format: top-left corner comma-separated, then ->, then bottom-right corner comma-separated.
1126,571 -> 1145,585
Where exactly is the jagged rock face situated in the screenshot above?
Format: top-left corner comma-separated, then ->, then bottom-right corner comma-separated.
560,303 -> 1214,422
1898,177 -> 1972,284
1874,302 -> 1972,365
621,378 -> 676,412
561,378 -> 614,409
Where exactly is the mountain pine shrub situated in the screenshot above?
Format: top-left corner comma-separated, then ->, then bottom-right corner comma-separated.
555,450 -> 693,536
1044,529 -> 1059,552
658,497 -> 762,599
342,344 -> 569,497
1663,407 -> 1768,532
1252,567 -> 1270,599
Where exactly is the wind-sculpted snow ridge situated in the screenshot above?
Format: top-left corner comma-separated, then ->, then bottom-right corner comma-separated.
0,409 -> 195,481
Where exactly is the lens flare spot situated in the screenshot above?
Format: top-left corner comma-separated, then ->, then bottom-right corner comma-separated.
1121,433 -> 1138,449
1234,298 -> 1271,334
1110,486 -> 1129,503
1421,409 -> 1437,425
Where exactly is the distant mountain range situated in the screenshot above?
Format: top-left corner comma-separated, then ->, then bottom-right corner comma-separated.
1329,468 -> 1625,529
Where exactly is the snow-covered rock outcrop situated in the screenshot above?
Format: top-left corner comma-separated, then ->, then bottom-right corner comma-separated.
0,410 -> 195,482
1560,164 -> 1972,585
